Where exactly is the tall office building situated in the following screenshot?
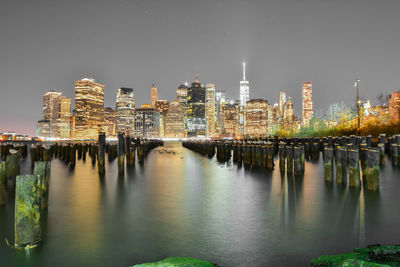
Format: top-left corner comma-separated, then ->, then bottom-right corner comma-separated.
42,91 -> 71,139
244,99 -> 269,138
43,91 -> 62,137
74,78 -> 105,140
239,62 -> 249,108
187,76 -> 206,137
222,103 -> 239,137
164,100 -> 185,138
279,91 -> 287,116
36,120 -> 50,139
284,96 -> 295,127
151,84 -> 159,107
116,87 -> 135,135
215,90 -> 227,134
104,107 -> 116,137
155,100 -> 169,138
206,83 -> 216,137
134,104 -> 160,138
177,83 -> 188,134
57,96 -> 72,139
302,81 -> 313,126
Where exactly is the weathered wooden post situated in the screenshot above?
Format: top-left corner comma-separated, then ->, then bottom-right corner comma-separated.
69,144 -> 76,167
42,145 -> 52,162
34,161 -> 51,209
98,134 -> 106,176
286,145 -> 293,174
293,146 -> 304,175
266,143 -> 274,170
323,147 -> 334,182
279,143 -> 286,172
6,150 -> 20,186
377,143 -> 385,166
82,144 -> 87,162
336,147 -> 345,184
14,174 -> 42,248
391,143 -> 398,166
365,149 -> 380,191
0,162 -> 6,205
117,133 -> 125,175
348,149 -> 361,187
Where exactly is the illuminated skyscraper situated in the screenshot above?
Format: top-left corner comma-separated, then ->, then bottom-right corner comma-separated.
134,104 -> 160,138
151,84 -> 159,107
244,99 -> 269,138
279,91 -> 287,116
36,119 -> 50,139
389,91 -> 400,121
116,87 -> 135,136
42,91 -> 71,139
57,96 -> 72,139
302,81 -> 313,126
104,107 -> 116,137
239,62 -> 249,108
187,76 -> 206,137
177,83 -> 188,134
43,91 -> 62,137
215,90 -> 226,134
165,100 -> 185,138
206,83 -> 216,137
222,103 -> 239,137
74,78 -> 105,140
284,96 -> 295,127
155,100 -> 169,138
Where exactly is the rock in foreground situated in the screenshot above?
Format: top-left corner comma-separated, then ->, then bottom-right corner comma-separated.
311,245 -> 400,266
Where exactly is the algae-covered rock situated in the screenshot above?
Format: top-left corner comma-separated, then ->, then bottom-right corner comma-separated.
131,257 -> 216,267
311,245 -> 400,267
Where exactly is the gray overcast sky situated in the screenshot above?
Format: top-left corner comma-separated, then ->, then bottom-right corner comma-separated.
1,0 -> 399,136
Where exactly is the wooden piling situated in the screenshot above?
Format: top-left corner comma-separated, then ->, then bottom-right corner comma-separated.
14,174 -> 42,248
0,162 -> 6,205
98,134 -> 106,176
365,149 -> 380,191
348,149 -> 360,187
34,161 -> 51,209
323,147 -> 334,182
117,133 -> 125,175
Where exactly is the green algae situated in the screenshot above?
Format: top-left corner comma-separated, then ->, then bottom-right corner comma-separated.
14,174 -> 41,247
311,245 -> 400,267
131,257 -> 216,267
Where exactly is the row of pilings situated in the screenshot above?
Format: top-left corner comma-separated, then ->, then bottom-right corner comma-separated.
183,133 -> 400,191
0,134 -> 163,249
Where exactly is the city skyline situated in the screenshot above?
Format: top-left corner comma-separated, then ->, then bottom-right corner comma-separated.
1,0 -> 400,136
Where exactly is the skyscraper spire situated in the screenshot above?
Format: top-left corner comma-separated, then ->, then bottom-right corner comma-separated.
243,62 -> 246,81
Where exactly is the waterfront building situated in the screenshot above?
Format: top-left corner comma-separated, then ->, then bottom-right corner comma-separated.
155,100 -> 169,138
215,90 -> 227,134
42,91 -> 71,139
134,104 -> 160,138
239,62 -> 249,108
302,81 -> 313,126
57,96 -> 72,139
244,99 -> 269,138
104,107 -> 116,137
151,84 -> 159,107
74,78 -> 105,139
176,84 -> 188,133
284,96 -> 295,127
206,83 -> 216,137
116,87 -> 135,135
389,91 -> 400,121
279,91 -> 287,116
164,100 -> 185,138
187,76 -> 206,137
36,119 -> 50,139
222,103 -> 239,137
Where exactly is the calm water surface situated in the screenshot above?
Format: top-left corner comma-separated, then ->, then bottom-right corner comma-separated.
1,141 -> 400,266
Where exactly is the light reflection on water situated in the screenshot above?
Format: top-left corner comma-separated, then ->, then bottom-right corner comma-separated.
0,141 -> 399,267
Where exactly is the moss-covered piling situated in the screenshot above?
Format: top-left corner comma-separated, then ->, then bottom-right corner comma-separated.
34,161 -> 51,209
14,174 -> 42,248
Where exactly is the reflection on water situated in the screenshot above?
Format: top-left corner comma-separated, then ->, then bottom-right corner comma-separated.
0,141 -> 399,267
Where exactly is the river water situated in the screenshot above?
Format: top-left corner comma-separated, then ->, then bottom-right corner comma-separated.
0,141 -> 399,266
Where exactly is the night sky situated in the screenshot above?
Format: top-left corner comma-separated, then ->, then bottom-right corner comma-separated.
1,0 -> 399,136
